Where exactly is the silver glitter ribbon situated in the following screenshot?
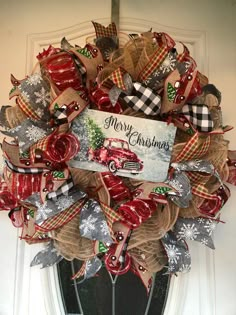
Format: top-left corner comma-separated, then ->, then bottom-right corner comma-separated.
166,171 -> 192,208
174,217 -> 217,250
161,231 -> 191,274
30,241 -> 63,268
79,199 -> 113,245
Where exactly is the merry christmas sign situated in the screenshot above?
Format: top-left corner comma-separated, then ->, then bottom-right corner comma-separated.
70,109 -> 176,182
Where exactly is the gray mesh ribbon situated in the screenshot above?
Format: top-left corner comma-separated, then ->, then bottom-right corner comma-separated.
30,241 -> 63,268
2,118 -> 52,152
109,72 -> 133,106
18,73 -> 51,121
166,171 -> 192,208
161,231 -> 191,274
171,159 -> 223,185
84,256 -> 102,280
27,182 -> 86,225
174,217 -> 218,249
79,199 -> 113,244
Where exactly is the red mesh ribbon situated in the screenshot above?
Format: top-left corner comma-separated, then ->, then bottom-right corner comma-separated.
100,172 -> 132,203
31,133 -> 80,164
90,87 -> 123,114
4,167 -> 42,201
118,199 -> 158,228
42,52 -> 82,92
0,176 -> 18,210
46,133 -> 80,163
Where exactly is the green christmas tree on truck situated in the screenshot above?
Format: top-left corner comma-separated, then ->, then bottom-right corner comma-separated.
86,118 -> 105,150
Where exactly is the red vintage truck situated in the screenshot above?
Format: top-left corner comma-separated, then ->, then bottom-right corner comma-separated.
88,138 -> 143,174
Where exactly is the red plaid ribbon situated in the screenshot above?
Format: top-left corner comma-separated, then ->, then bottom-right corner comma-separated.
175,133 -> 210,162
30,135 -> 50,162
176,44 -> 190,63
192,184 -> 218,201
100,201 -> 123,237
17,95 -> 40,120
187,171 -> 211,186
92,21 -> 117,38
36,199 -> 86,232
107,67 -> 126,90
138,46 -> 169,82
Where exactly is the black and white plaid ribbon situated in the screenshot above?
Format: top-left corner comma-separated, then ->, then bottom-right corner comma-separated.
5,159 -> 46,174
46,178 -> 74,200
121,82 -> 161,115
179,104 -> 213,133
53,106 -> 68,125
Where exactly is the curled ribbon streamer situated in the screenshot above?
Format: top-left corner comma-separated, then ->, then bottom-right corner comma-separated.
47,133 -> 80,163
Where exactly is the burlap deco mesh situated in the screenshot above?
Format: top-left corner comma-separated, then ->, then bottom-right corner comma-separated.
69,168 -> 95,192
128,205 -> 171,250
204,135 -> 228,171
51,213 -> 94,261
98,36 -> 158,83
5,105 -> 27,128
210,107 -> 223,130
167,201 -> 180,230
129,239 -> 167,272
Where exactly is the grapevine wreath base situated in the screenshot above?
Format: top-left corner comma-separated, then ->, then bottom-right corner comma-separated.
0,21 -> 236,292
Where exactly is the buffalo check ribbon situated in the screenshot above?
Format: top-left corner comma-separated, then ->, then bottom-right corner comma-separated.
122,82 -> 161,115
46,178 -> 74,200
179,104 -> 214,133
5,159 -> 45,174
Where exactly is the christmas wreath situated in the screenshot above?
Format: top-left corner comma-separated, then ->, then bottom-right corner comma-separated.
0,21 -> 235,292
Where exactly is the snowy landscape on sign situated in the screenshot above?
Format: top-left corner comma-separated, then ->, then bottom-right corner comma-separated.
71,109 -> 176,182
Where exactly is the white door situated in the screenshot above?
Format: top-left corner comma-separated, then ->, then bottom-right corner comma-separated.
0,1 -> 236,315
